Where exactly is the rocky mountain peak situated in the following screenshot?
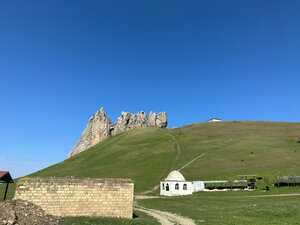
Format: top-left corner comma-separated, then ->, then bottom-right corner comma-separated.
68,108 -> 167,158
67,108 -> 111,158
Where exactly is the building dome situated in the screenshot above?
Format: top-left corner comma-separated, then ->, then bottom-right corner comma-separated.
165,170 -> 185,181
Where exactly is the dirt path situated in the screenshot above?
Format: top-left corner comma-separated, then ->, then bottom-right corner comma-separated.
142,135 -> 235,194
167,133 -> 181,171
141,132 -> 182,195
178,151 -> 208,172
134,205 -> 196,225
140,185 -> 159,195
179,136 -> 240,172
135,195 -> 164,199
136,135 -> 239,224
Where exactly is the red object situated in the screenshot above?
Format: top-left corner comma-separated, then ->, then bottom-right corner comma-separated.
0,171 -> 13,183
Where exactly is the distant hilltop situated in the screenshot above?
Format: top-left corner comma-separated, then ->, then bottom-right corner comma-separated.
68,108 -> 167,158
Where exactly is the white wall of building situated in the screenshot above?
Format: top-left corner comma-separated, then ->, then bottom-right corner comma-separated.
160,181 -> 194,196
192,181 -> 205,192
209,119 -> 222,122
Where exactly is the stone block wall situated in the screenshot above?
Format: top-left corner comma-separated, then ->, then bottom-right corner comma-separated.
14,177 -> 134,218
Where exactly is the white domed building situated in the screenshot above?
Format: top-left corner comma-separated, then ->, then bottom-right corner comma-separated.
160,170 -> 194,196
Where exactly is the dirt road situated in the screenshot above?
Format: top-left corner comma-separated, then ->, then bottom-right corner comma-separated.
134,205 -> 196,225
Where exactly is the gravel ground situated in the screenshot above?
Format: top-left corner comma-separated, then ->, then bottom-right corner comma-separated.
0,200 -> 60,225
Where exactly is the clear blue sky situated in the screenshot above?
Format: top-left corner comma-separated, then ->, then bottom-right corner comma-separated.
1,0 -> 300,178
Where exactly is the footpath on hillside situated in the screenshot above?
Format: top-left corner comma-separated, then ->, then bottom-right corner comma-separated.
135,133 -> 243,225
134,132 -> 198,225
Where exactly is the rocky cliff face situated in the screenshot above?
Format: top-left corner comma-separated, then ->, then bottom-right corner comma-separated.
68,108 -> 111,158
68,108 -> 167,158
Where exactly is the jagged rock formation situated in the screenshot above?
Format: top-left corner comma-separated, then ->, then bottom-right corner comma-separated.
68,108 -> 111,158
68,108 -> 167,158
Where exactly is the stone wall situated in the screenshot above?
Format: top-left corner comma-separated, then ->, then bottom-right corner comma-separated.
14,177 -> 134,218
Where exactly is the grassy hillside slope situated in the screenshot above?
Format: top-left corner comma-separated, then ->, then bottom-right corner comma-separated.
30,121 -> 300,193
31,127 -> 175,193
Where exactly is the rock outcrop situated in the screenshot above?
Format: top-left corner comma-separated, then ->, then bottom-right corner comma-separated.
68,107 -> 111,158
110,111 -> 149,136
68,108 -> 167,158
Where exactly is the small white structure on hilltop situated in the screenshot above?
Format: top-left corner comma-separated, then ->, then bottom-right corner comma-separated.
160,170 -> 194,196
208,118 -> 222,122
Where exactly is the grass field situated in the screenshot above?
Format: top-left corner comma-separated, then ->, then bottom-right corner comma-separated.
2,121 -> 300,224
137,187 -> 300,225
30,121 -> 300,192
2,183 -> 300,224
30,127 -> 176,193
0,182 -> 16,201
59,210 -> 159,225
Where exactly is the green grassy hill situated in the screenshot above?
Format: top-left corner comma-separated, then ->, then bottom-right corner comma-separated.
29,121 -> 300,193
3,121 -> 300,224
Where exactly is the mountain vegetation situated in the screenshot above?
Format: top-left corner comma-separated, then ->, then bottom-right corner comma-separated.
30,121 -> 300,193
3,121 -> 300,224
